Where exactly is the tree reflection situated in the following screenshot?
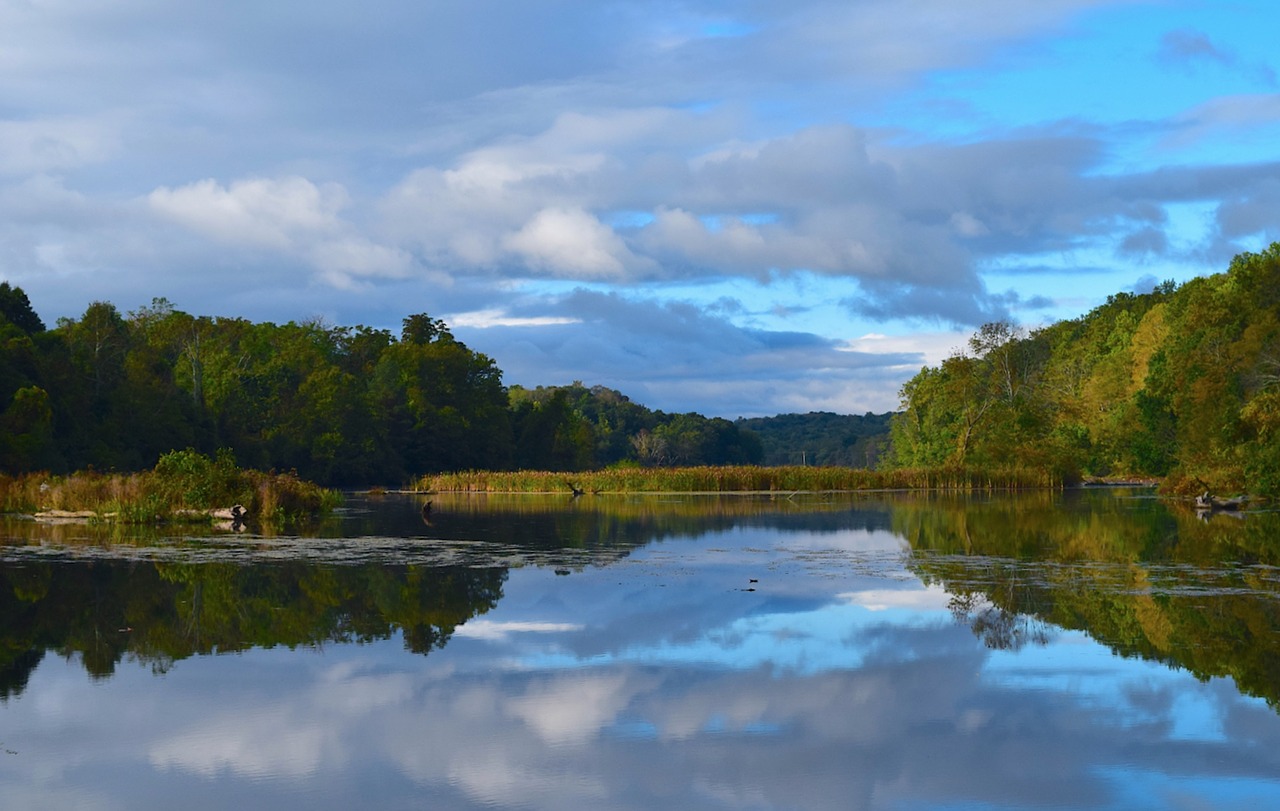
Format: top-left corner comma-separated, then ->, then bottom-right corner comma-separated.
898,488 -> 1280,709
948,592 -> 1052,651
0,560 -> 506,692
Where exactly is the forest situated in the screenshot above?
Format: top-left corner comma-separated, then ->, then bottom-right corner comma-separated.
7,244 -> 1277,493
0,289 -> 783,485
885,243 -> 1280,496
737,411 -> 892,467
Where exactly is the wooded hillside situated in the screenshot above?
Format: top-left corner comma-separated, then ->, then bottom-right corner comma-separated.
885,244 -> 1280,496
736,411 -> 891,467
0,293 -> 763,484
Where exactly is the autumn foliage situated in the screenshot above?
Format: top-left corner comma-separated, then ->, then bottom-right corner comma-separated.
885,244 -> 1280,497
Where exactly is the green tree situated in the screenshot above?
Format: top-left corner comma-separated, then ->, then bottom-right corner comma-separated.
0,282 -> 44,334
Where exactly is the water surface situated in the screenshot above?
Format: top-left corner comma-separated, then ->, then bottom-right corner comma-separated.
2,489 -> 1279,810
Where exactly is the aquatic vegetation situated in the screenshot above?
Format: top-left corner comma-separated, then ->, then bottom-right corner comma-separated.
418,463 -> 1068,493
0,448 -> 339,525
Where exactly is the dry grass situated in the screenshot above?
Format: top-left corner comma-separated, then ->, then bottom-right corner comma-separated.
417,464 -> 1070,494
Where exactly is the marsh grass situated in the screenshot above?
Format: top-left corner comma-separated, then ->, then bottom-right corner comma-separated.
418,464 -> 1069,494
0,449 -> 338,524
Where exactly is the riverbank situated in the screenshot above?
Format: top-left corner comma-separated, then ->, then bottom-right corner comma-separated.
0,449 -> 340,525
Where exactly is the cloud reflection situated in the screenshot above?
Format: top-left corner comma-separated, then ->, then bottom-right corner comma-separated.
3,593 -> 1265,811
5,512 -> 1280,811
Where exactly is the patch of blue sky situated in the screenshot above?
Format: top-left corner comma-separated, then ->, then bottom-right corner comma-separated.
515,272 -> 872,342
870,3 -> 1279,170
1141,117 -> 1280,175
693,714 -> 783,736
1093,767 -> 1280,810
980,241 -> 1213,322
1161,200 -> 1219,250
665,274 -> 869,335
699,20 -> 757,39
697,213 -> 780,232
522,600 -> 953,675
602,209 -> 655,229
981,630 -> 1236,743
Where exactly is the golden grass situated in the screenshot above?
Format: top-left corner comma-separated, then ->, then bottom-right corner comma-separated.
417,464 -> 1070,494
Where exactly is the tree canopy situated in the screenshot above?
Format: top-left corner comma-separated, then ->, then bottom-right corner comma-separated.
0,301 -> 767,483
885,243 -> 1280,496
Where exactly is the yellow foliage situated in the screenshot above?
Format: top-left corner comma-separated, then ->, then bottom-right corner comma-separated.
1127,303 -> 1168,395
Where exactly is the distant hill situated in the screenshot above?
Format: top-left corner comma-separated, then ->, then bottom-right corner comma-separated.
736,411 -> 893,468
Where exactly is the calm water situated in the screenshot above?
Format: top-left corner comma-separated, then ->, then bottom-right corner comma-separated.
2,488 -> 1280,810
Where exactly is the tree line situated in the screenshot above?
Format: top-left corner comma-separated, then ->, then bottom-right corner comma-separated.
737,411 -> 892,467
0,289 -> 774,485
884,243 -> 1280,496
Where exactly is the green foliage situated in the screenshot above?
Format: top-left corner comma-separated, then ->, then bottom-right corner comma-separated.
902,488 -> 1280,708
0,386 -> 57,471
0,282 -> 44,334
888,243 -> 1280,496
1,290 -> 847,484
152,448 -> 245,508
507,382 -> 763,471
0,299 -> 519,485
0,449 -> 336,525
0,557 -> 506,683
737,411 -> 892,467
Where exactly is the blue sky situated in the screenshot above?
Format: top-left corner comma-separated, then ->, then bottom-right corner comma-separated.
1,0 -> 1277,417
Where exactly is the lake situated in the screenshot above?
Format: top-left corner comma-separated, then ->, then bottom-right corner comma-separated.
2,487 -> 1280,810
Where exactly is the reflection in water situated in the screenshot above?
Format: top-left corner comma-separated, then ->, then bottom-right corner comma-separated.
899,489 -> 1280,709
1,490 -> 1280,809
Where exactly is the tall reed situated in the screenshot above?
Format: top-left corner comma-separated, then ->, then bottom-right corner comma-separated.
417,464 -> 1070,494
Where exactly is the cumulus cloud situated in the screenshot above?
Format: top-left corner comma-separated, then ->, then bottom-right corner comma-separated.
148,176 -> 411,288
149,176 -> 346,250
0,0 -> 1275,415
503,207 -> 645,279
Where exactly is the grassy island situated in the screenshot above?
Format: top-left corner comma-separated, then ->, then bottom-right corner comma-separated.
0,449 -> 340,525
418,464 -> 1070,494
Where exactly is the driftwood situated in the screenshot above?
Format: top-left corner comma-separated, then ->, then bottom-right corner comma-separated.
32,505 -> 248,525
33,509 -> 112,524
208,505 -> 247,521
1194,491 -> 1244,511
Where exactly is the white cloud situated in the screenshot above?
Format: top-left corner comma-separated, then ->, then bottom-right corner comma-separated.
148,176 -> 346,250
148,176 -> 415,289
839,585 -> 954,612
447,308 -> 581,328
0,0 -> 1275,415
454,619 -> 584,641
307,237 -> 413,286
506,673 -> 646,746
150,711 -> 334,779
503,207 -> 642,279
842,330 -> 970,369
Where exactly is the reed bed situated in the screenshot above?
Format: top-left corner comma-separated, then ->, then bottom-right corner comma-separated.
418,464 -> 1069,494
0,449 -> 340,524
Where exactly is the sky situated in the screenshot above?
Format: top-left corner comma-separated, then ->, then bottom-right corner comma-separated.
2,0 -> 1278,418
